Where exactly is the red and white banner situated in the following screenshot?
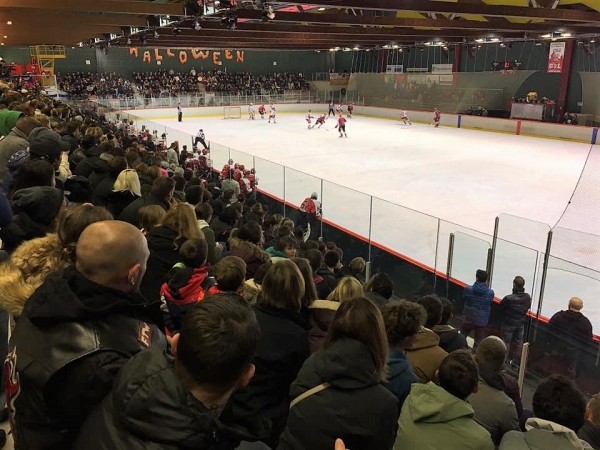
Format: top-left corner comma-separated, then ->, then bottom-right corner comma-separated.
547,41 -> 566,73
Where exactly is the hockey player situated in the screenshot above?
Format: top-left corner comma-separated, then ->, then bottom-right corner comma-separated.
299,192 -> 322,240
400,108 -> 412,125
335,113 -> 347,138
328,99 -> 335,117
336,103 -> 343,115
433,107 -> 441,128
306,110 -> 315,129
347,103 -> 354,118
194,128 -> 208,149
310,113 -> 327,129
248,103 -> 255,120
268,103 -> 276,124
258,104 -> 266,119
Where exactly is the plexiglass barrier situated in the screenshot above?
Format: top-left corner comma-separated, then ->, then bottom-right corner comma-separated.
254,157 -> 285,204
449,232 -> 491,285
321,181 -> 372,241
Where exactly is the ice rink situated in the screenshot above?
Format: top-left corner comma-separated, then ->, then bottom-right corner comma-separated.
130,110 -> 600,329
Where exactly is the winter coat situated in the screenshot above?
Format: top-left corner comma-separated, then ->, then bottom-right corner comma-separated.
316,266 -> 337,291
118,193 -> 169,227
198,219 -> 222,265
210,216 -> 234,243
434,324 -> 469,353
263,229 -> 276,250
0,233 -> 69,318
74,348 -> 268,450
307,300 -> 339,353
141,226 -> 181,306
221,305 -> 310,448
365,291 -> 390,309
242,279 -> 261,305
548,309 -> 594,344
395,382 -> 494,450
384,347 -> 419,407
500,370 -> 524,418
106,190 -> 140,218
222,178 -> 240,196
314,274 -> 332,300
499,288 -> 532,328
467,368 -> 519,445
405,327 -> 448,383
0,126 -> 29,186
92,176 -> 116,207
579,420 -> 600,450
73,153 -> 107,181
0,190 -> 11,227
60,133 -> 78,152
265,246 -> 289,264
278,338 -> 399,450
463,281 -> 495,327
229,237 -> 270,279
0,187 -> 64,254
500,418 -> 594,450
0,110 -> 23,137
138,172 -> 153,195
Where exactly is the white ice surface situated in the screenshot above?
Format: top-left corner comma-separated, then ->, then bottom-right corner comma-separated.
132,111 -> 600,329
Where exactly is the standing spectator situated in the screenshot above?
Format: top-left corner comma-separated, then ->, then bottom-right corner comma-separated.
500,375 -> 591,450
118,176 -> 175,227
278,297 -> 399,450
364,273 -> 394,309
579,394 -> 600,449
406,295 -> 448,383
499,276 -> 531,365
6,221 -> 167,449
468,337 -> 519,446
548,297 -> 593,343
166,144 -> 178,166
461,269 -> 495,349
73,295 -> 265,450
434,297 -> 468,353
194,203 -> 222,265
305,248 -> 332,299
395,351 -> 494,450
381,300 -> 422,406
221,261 -> 309,448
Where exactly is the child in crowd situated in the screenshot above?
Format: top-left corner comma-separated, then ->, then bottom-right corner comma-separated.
207,256 -> 247,296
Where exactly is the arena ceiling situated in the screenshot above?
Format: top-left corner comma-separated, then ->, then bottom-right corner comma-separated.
1,0 -> 600,50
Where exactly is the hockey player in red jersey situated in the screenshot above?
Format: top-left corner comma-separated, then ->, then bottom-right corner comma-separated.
433,107 -> 441,128
299,192 -> 322,240
335,114 -> 348,138
258,104 -> 266,119
310,113 -> 327,129
347,103 -> 354,118
305,110 -> 315,129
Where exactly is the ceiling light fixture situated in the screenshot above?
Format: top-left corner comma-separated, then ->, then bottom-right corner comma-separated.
491,37 -> 500,42
424,41 -> 432,46
318,7 -> 326,11
561,32 -> 572,38
6,21 -> 11,25
541,33 -> 552,39
475,38 -> 484,43
353,46 -> 360,50
591,39 -> 596,43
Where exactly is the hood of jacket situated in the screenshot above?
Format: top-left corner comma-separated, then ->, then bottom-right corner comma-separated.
0,111 -> 23,137
109,348 -> 269,447
309,300 -> 339,331
265,246 -> 288,259
407,327 -> 441,351
472,281 -> 492,295
147,226 -> 180,252
22,267 -> 154,326
229,237 -> 269,264
478,366 -> 506,391
291,337 -> 381,395
11,186 -> 64,225
164,266 -> 209,303
403,381 -> 475,424
388,347 -> 416,381
522,418 -> 593,450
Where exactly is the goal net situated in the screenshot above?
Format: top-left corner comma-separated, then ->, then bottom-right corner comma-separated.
224,106 -> 242,119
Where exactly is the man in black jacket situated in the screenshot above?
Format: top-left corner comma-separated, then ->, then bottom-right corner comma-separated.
118,176 -> 175,227
73,294 -> 266,450
499,276 -> 532,364
6,220 -> 167,450
579,394 -> 600,449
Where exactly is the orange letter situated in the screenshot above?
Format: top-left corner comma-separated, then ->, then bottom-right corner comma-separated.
167,48 -> 175,58
129,48 -> 139,58
154,48 -> 163,61
191,48 -> 210,60
236,50 -> 245,62
142,51 -> 152,63
225,50 -> 233,60
179,51 -> 188,64
213,51 -> 222,65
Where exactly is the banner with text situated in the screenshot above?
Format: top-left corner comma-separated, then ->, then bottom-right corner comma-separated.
547,41 -> 565,73
431,64 -> 453,74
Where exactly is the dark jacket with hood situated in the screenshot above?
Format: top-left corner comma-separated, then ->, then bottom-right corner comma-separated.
307,300 -> 339,353
365,291 -> 390,309
0,187 -> 64,254
314,274 -> 332,300
384,347 -> 419,407
106,190 -> 140,218
548,309 -> 594,344
278,338 -> 399,450
222,305 -> 310,448
92,176 -> 117,207
579,420 -> 600,450
138,172 -> 153,195
7,268 -> 167,450
141,226 -> 181,306
463,281 -> 495,327
229,237 -> 270,279
118,193 -> 169,228
434,324 -> 469,353
316,266 -> 337,291
73,348 -> 269,450
73,150 -> 109,184
499,288 -> 532,328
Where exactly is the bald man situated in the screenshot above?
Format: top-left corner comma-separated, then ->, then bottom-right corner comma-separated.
7,221 -> 167,450
548,297 -> 593,343
468,337 -> 519,445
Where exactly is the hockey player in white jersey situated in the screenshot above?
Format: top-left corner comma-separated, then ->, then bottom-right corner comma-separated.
248,103 -> 255,120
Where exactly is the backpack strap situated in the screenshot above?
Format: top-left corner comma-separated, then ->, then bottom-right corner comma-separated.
289,382 -> 330,409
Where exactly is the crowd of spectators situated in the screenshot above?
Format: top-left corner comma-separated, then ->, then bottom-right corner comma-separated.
56,72 -> 135,99
0,75 -> 598,450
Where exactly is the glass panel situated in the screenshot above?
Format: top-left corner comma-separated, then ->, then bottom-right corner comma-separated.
229,149 -> 255,173
437,220 -> 493,275
496,213 -> 550,254
491,238 -> 540,301
284,168 -> 321,210
321,181 -> 371,240
209,142 -> 231,175
254,157 -> 284,203
449,232 -> 491,285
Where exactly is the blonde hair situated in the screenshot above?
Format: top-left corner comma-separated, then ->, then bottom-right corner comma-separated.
327,276 -> 364,303
113,169 -> 142,196
34,113 -> 50,128
159,203 -> 203,249
85,126 -> 103,138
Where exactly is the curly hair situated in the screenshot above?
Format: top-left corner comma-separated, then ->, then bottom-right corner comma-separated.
381,300 -> 425,347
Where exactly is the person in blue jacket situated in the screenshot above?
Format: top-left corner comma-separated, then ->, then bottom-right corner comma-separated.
461,269 -> 495,350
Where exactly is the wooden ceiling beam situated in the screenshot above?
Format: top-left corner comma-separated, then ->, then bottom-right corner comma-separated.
0,0 -> 184,15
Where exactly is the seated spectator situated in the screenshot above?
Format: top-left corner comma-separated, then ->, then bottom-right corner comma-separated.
406,295 -> 448,383
7,159 -> 55,200
229,221 -> 269,279
0,186 -> 64,254
338,256 -> 366,282
138,204 -> 166,236
119,176 -> 175,227
395,351 -> 494,450
279,297 -> 399,450
292,257 -> 319,330
381,300 -> 422,406
305,248 -> 332,299
195,202 -> 222,265
499,276 -> 531,366
468,336 -> 519,445
326,276 -> 364,303
221,260 -> 309,448
266,235 -> 297,263
93,155 -> 128,207
208,256 -> 246,295
242,261 -> 271,305
159,237 -> 211,334
434,297 -> 469,353
579,394 -> 600,449
461,269 -> 494,350
316,250 -> 340,290
210,205 -> 238,243
364,273 -> 394,309
500,375 -> 590,449
73,295 -> 265,449
141,203 -> 203,306
107,168 -> 142,218
7,221 -> 167,449
262,214 -> 277,249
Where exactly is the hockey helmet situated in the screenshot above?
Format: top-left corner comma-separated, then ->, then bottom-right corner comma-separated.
239,164 -> 245,171
243,169 -> 251,177
250,168 -> 256,174
234,163 -> 241,170
233,169 -> 242,181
